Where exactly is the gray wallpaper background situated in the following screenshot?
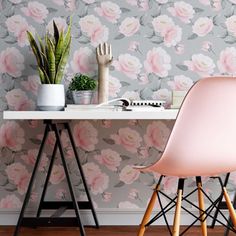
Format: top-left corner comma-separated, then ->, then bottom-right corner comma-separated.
0,0 -> 236,211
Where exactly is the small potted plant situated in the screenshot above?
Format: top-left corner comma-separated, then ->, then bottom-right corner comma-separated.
27,19 -> 72,111
68,74 -> 97,104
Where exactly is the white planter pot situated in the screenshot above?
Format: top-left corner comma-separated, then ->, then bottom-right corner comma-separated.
37,84 -> 65,111
72,91 -> 93,105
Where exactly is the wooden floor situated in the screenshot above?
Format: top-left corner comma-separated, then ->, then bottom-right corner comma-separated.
1,226 -> 235,236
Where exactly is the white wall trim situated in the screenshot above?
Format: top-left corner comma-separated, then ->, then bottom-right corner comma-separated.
0,208 -> 228,226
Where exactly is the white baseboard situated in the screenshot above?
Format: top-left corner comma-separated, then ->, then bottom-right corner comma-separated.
0,208 -> 229,226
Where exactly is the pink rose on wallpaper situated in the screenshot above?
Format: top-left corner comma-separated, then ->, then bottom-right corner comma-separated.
225,15 -> 236,37
83,162 -> 109,195
50,165 -> 65,185
184,54 -> 215,76
79,15 -> 102,36
192,17 -> 213,37
73,121 -> 98,151
21,1 -> 48,23
168,1 -> 195,23
90,25 -> 109,47
144,121 -> 170,151
119,165 -> 140,184
122,91 -> 140,100
161,25 -> 182,47
5,162 -> 30,195
119,17 -> 140,37
138,146 -> 149,159
5,162 -> 28,184
0,121 -> 25,151
0,47 -> 25,77
144,47 -> 171,77
110,127 -> 142,153
118,201 -> 139,209
217,47 -> 236,74
51,0 -> 64,5
21,75 -> 40,95
95,1 -> 121,23
95,149 -> 122,171
0,195 -> 22,209
113,54 -> 142,79
109,75 -> 121,98
21,149 -> 48,172
5,15 -> 36,47
47,17 -> 67,34
229,0 -> 236,3
6,89 -> 35,111
167,75 -> 193,91
71,47 -> 96,75
152,89 -> 172,108
152,15 -> 174,34
5,15 -> 27,35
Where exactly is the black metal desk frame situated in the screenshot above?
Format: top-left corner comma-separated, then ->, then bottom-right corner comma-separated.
13,120 -> 99,236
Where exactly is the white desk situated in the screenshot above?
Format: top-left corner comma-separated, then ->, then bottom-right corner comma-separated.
3,109 -> 178,120
3,109 -> 178,236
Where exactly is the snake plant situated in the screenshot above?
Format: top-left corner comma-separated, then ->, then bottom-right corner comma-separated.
27,19 -> 72,84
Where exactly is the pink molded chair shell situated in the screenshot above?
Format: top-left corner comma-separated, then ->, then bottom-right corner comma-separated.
139,76 -> 236,177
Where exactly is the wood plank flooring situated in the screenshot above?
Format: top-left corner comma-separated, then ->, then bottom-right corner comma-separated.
1,226 -> 235,236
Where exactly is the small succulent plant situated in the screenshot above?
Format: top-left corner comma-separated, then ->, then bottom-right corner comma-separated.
68,74 -> 97,91
27,19 -> 72,84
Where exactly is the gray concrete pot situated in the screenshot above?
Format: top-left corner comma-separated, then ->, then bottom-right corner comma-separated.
72,91 -> 94,105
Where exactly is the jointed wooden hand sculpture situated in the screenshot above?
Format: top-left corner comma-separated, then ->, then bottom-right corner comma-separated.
96,43 -> 113,103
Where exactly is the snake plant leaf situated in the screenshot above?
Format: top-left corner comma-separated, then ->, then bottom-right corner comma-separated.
55,31 -> 64,69
46,38 -> 56,83
36,33 -> 44,54
53,20 -> 60,45
38,67 -> 45,84
27,31 -> 42,67
40,66 -> 51,84
62,17 -> 72,55
40,52 -> 49,75
55,37 -> 71,84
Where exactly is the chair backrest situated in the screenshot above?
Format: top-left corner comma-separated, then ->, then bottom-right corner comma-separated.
149,77 -> 236,177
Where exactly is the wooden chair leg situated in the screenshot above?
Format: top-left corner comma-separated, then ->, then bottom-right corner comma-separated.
196,177 -> 207,236
137,176 -> 163,236
172,179 -> 184,236
223,187 -> 236,227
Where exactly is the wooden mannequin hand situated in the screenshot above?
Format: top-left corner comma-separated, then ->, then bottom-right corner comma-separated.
96,43 -> 113,67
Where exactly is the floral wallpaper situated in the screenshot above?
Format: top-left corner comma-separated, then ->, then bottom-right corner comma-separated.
0,0 -> 236,212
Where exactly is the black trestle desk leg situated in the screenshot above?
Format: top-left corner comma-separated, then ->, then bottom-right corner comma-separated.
36,139 -> 58,218
14,123 -> 50,236
52,123 -> 86,236
64,122 -> 99,228
210,173 -> 230,228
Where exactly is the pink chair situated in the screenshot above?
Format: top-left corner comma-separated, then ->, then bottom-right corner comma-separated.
136,77 -> 236,236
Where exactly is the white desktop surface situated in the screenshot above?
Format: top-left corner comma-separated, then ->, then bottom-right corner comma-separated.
3,109 -> 178,120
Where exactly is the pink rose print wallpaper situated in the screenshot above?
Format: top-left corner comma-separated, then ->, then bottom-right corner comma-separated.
0,0 -> 235,212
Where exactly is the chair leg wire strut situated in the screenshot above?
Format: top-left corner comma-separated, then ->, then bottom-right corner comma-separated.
137,175 -> 236,236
